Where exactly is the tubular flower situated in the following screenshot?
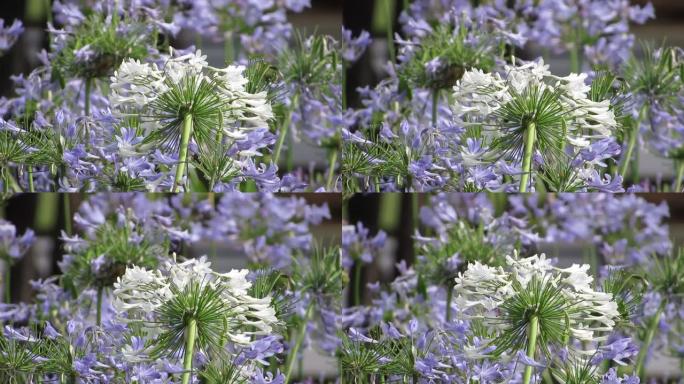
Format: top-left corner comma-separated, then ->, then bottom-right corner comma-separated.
110,49 -> 274,141
452,58 -> 617,149
454,253 -> 620,355
113,256 -> 278,345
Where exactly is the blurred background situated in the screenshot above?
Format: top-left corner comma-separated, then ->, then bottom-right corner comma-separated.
343,0 -> 684,181
344,192 -> 684,380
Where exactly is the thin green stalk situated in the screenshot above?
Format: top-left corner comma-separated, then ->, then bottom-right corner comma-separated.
285,304 -> 313,383
385,0 -> 395,64
273,94 -> 298,166
2,170 -> 8,193
445,285 -> 453,322
519,122 -> 536,192
353,261 -> 362,306
84,78 -> 92,116
4,263 -> 10,303
411,193 -> 419,230
84,78 -> 92,146
522,315 -> 539,384
431,90 -> 439,128
619,128 -> 637,181
569,27 -> 582,73
96,286 -> 103,326
620,104 -> 648,181
569,42 -> 579,74
635,303 -> 664,381
326,148 -> 338,191
63,194 -> 72,235
224,33 -> 234,63
675,160 -> 684,192
27,167 -> 34,192
172,114 -> 193,192
181,318 -> 197,384
342,62 -> 347,110
112,0 -> 119,29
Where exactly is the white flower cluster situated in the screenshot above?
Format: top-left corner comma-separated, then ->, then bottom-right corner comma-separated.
110,49 -> 274,138
454,253 -> 619,351
452,58 -> 617,148
113,256 -> 278,344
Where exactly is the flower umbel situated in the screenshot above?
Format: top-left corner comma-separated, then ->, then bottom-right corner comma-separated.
454,254 -> 620,361
113,255 -> 278,347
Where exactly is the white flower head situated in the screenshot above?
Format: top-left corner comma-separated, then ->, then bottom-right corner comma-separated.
109,49 -> 274,144
454,253 -> 620,355
113,255 -> 278,345
451,57 -> 617,155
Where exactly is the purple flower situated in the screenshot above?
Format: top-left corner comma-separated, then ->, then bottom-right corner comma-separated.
585,171 -> 625,193
0,219 -> 34,262
342,222 -> 387,269
602,368 -> 640,384
341,28 -> 372,63
0,18 -> 23,52
591,337 -> 639,366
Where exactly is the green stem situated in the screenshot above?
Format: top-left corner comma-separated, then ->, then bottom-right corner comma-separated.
62,194 -> 72,235
285,304 -> 313,383
412,193 -> 419,230
112,0 -> 119,29
4,263 -> 10,303
385,0 -> 395,64
96,286 -> 103,326
620,104 -> 648,181
431,90 -> 439,128
635,304 -> 664,381
675,160 -> 684,192
619,127 -> 637,181
342,62 -> 347,110
353,261 -> 362,306
273,94 -> 297,166
224,33 -> 234,63
569,42 -> 579,74
181,318 -> 197,384
84,78 -> 92,116
522,315 -> 539,384
172,114 -> 193,192
27,167 -> 34,192
569,27 -> 582,73
445,285 -> 453,322
84,78 -> 92,147
519,122 -> 536,192
326,148 -> 338,191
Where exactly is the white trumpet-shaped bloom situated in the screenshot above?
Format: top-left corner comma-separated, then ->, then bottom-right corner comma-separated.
454,253 -> 620,351
113,256 -> 278,345
110,49 -> 274,139
452,58 -> 617,148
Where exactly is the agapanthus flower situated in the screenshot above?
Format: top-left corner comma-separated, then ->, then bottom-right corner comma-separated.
341,28 -> 372,63
454,253 -> 620,356
0,18 -> 23,54
0,219 -> 34,263
113,255 -> 278,345
111,49 -> 273,132
110,49 -> 274,191
341,223 -> 386,269
452,58 -> 618,191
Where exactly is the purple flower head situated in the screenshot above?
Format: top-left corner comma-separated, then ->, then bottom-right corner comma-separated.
341,28 -> 372,63
0,19 -> 23,52
602,368 -> 640,384
0,219 -> 34,262
591,336 -> 639,366
342,222 -> 387,269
